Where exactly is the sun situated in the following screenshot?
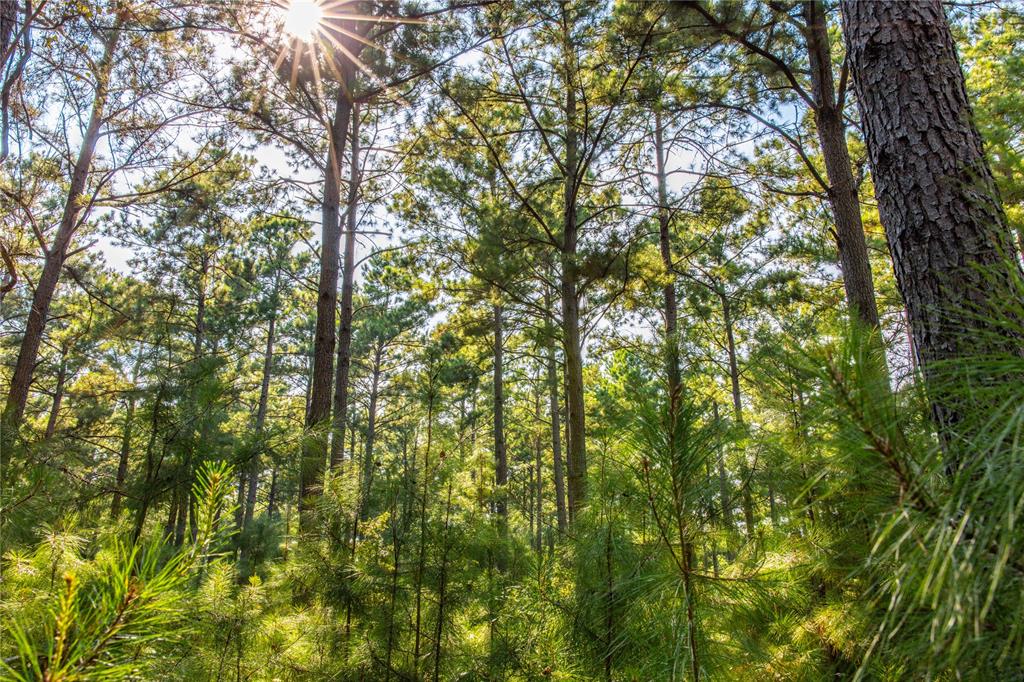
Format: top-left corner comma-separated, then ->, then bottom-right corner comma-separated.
282,0 -> 324,43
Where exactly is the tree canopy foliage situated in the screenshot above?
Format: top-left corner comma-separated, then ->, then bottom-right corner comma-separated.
2,1 -> 1024,680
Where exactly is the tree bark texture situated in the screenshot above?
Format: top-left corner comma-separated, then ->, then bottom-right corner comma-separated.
841,0 -> 1024,439
300,70 -> 354,526
331,104 -> 361,469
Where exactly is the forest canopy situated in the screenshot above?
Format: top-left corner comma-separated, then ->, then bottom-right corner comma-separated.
2,0 -> 1024,680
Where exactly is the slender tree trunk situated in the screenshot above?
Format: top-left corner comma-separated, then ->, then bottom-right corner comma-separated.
44,349 -> 67,439
722,291 -> 755,538
245,312 -> 275,528
654,108 -> 682,396
711,404 -> 734,535
413,392 -> 435,679
331,104 -> 361,468
111,373 -> 138,520
561,7 -> 586,520
174,485 -> 187,546
493,302 -> 508,546
193,265 -> 207,359
562,113 -> 586,522
804,0 -> 881,330
841,0 -> 1024,445
164,490 -> 179,542
267,466 -> 279,518
300,71 -> 354,526
546,288 -> 568,534
534,385 -> 543,554
2,18 -> 122,440
432,479 -> 454,681
360,347 -> 382,522
134,380 -> 166,545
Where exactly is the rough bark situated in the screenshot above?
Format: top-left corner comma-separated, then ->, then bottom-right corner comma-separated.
300,70 -> 354,526
331,104 -> 361,468
841,0 -> 1024,441
804,0 -> 881,329
2,18 -> 122,440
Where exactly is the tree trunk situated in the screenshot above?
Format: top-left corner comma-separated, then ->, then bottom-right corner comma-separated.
360,347 -> 382,522
44,348 -> 67,439
245,312 -> 275,528
654,108 -> 682,396
722,291 -> 755,538
546,286 -> 568,534
194,261 -> 207,359
432,479 -> 455,681
412,391 -> 435,680
841,0 -> 1024,444
534,385 -> 543,554
562,71 -> 587,522
331,104 -> 361,469
715,402 -> 735,535
300,73 -> 354,527
493,301 -> 508,541
111,347 -> 142,520
2,19 -> 122,439
804,0 -> 881,330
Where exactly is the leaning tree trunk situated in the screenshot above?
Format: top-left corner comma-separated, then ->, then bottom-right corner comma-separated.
331,104 -> 361,469
2,19 -> 122,442
841,0 -> 1024,444
300,71 -> 354,527
804,0 -> 881,330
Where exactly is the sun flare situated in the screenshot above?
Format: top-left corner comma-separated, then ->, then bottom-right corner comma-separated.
282,0 -> 324,43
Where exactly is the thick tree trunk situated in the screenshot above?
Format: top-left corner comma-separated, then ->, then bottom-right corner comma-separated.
804,0 -> 881,330
300,74 -> 354,526
2,20 -> 122,440
493,302 -> 508,538
331,105 -> 361,469
841,0 -> 1024,442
